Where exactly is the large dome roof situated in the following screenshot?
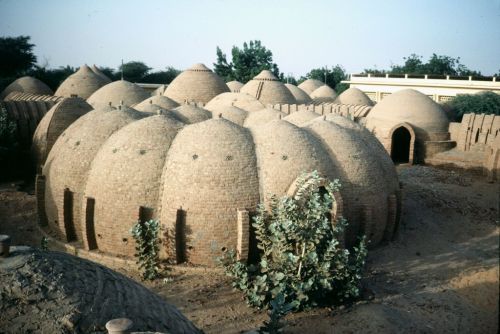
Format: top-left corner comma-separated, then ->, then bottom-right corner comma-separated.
210,105 -> 248,126
0,247 -> 200,333
55,64 -> 108,99
334,87 -> 373,106
43,106 -> 146,241
285,83 -> 312,104
160,118 -> 260,265
366,89 -> 449,139
243,107 -> 286,128
133,95 -> 180,112
205,92 -> 265,112
32,97 -> 92,169
310,85 -> 338,104
84,115 -> 184,256
164,63 -> 229,104
226,80 -> 244,93
283,110 -> 320,126
0,76 -> 53,100
297,79 -> 324,95
240,70 -> 296,105
172,104 -> 212,124
87,80 -> 150,108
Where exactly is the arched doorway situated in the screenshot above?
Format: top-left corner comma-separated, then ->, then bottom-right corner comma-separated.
391,127 -> 411,163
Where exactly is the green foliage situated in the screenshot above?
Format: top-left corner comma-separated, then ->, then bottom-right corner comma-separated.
259,293 -> 297,334
119,61 -> 152,82
299,65 -> 348,94
444,91 -> 500,121
214,40 -> 283,83
0,107 -> 22,181
142,66 -> 180,84
0,36 -> 37,77
29,65 -> 75,91
221,171 -> 367,311
40,237 -> 49,251
130,219 -> 161,280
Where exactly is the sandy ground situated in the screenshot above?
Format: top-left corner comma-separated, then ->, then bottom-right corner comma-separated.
0,165 -> 498,333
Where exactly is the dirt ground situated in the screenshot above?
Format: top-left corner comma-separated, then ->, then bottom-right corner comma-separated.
0,165 -> 498,333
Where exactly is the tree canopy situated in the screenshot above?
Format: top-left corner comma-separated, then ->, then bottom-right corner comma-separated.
214,40 -> 282,83
364,53 -> 484,77
300,65 -> 348,93
0,36 -> 37,77
444,91 -> 500,121
119,61 -> 152,82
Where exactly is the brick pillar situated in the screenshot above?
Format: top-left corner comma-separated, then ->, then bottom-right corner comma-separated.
237,209 -> 250,261
35,174 -> 48,227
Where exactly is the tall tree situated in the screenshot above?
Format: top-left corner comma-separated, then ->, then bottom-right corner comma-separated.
119,61 -> 151,82
300,65 -> 348,93
214,40 -> 282,83
0,36 -> 37,77
142,66 -> 180,84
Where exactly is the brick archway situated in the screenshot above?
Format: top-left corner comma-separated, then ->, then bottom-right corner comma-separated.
388,123 -> 416,164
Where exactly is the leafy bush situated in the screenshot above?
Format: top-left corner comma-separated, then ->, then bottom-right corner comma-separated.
444,91 -> 500,121
0,107 -> 22,180
221,171 -> 367,311
130,219 -> 161,280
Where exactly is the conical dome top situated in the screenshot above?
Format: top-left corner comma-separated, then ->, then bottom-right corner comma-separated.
90,64 -> 112,84
55,64 -> 108,99
254,70 -> 279,81
188,63 -> 211,72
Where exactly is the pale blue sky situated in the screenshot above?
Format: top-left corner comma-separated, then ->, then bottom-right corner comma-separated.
1,0 -> 499,76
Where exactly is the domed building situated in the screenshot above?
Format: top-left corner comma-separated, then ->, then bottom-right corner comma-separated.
0,76 -> 53,100
364,89 -> 451,163
205,92 -> 265,112
240,70 -> 296,105
55,64 -> 108,99
243,107 -> 286,128
0,246 -> 201,333
87,80 -> 150,108
310,85 -> 338,104
209,105 -> 248,126
283,109 -> 320,126
334,87 -> 373,106
285,83 -> 312,104
91,64 -> 112,84
226,80 -> 244,93
164,63 -> 229,104
134,95 -> 180,111
171,104 -> 212,124
298,79 -> 324,95
32,97 -> 93,170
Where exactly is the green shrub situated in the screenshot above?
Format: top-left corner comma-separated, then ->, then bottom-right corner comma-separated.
221,171 -> 367,311
130,219 -> 161,280
445,91 -> 500,121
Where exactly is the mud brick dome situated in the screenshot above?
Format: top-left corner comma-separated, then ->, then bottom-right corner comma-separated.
285,83 -> 312,104
133,95 -> 180,111
87,80 -> 150,108
204,92 -> 265,112
0,246 -> 201,333
32,97 -> 93,170
164,63 -> 230,104
310,85 -> 338,104
226,80 -> 244,93
55,64 -> 108,99
297,78 -> 324,95
0,76 -> 53,100
39,101 -> 401,265
240,70 -> 297,105
335,87 -> 373,106
90,64 -> 112,84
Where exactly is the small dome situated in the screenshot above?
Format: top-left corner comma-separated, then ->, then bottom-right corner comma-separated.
164,63 -> 229,104
310,85 -> 338,104
152,84 -> 167,96
205,92 -> 264,112
0,76 -> 53,100
0,247 -> 201,333
32,97 -> 92,169
240,70 -> 296,105
55,64 -> 108,99
172,104 -> 212,124
298,79 -> 324,95
160,118 -> 260,265
87,80 -> 150,108
366,89 -> 449,140
283,110 -> 320,126
334,87 -> 373,106
84,115 -> 184,257
210,105 -> 248,126
243,107 -> 286,128
90,64 -> 112,84
285,83 -> 312,104
133,95 -> 180,112
249,120 -> 334,204
226,81 -> 244,93
43,106 -> 146,241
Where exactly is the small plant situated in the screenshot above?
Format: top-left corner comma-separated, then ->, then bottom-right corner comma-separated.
221,170 -> 367,311
40,236 -> 49,251
130,219 -> 161,280
259,293 -> 297,334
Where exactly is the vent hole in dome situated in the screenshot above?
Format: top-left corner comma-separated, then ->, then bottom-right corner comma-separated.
225,155 -> 233,161
122,238 -> 128,243
192,154 -> 198,160
221,247 -> 227,252
139,149 -> 146,155
112,148 -> 118,153
75,141 -> 80,146
281,155 -> 288,160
